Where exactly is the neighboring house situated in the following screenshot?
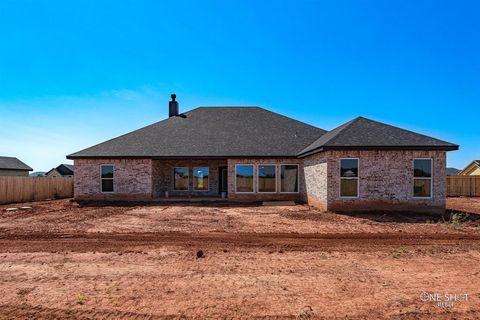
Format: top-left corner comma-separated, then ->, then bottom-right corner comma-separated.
46,164 -> 74,178
67,95 -> 458,213
30,171 -> 46,177
457,160 -> 480,176
0,156 -> 33,176
446,167 -> 460,176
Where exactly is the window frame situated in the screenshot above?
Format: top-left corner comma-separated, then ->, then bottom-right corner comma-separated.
413,158 -> 433,199
100,164 -> 114,193
173,167 -> 190,192
339,158 -> 359,199
256,164 -> 277,193
279,164 -> 300,194
234,164 -> 255,194
193,166 -> 210,192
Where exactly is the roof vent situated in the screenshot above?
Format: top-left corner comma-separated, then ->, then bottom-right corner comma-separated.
169,93 -> 179,117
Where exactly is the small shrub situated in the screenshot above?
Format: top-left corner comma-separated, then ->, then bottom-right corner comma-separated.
297,306 -> 314,320
450,212 -> 469,227
77,293 -> 88,305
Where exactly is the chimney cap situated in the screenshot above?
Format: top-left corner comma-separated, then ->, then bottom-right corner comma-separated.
171,93 -> 176,102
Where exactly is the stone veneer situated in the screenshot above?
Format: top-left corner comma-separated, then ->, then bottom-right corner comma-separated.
303,155 -> 328,210
74,159 -> 153,201
227,158 -> 304,202
303,150 -> 447,213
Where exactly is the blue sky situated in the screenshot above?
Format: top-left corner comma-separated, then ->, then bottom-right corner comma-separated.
0,0 -> 478,171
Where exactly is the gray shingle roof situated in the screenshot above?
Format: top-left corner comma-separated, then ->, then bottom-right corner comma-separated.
298,116 -> 458,156
67,107 -> 327,159
0,156 -> 33,171
45,164 -> 74,176
58,164 -> 74,175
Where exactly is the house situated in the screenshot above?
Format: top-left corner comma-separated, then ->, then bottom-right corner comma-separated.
67,94 -> 458,213
457,160 -> 480,176
30,171 -> 46,177
446,167 -> 460,176
0,156 -> 33,176
46,164 -> 74,178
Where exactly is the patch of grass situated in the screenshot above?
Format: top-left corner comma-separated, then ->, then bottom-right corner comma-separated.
391,247 -> 410,258
450,212 -> 469,228
77,293 -> 88,305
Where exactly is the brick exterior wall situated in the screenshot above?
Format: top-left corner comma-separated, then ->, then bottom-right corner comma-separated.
74,150 -> 448,213
303,150 -> 447,213
73,159 -> 153,201
152,159 -> 227,197
227,158 -> 304,202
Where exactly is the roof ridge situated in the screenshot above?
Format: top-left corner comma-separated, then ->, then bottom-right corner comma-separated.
352,116 -> 456,145
197,106 -> 261,108
319,117 -> 360,144
295,117 -> 359,156
297,115 -> 458,157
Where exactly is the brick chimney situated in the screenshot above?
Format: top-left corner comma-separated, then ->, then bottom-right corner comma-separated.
169,94 -> 179,117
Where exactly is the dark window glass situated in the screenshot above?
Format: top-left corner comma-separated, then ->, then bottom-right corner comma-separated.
340,159 -> 358,197
281,165 -> 299,192
236,165 -> 254,192
414,159 -> 432,177
414,179 -> 431,197
101,165 -> 114,192
193,167 -> 209,191
101,165 -> 113,179
101,179 -> 114,192
174,167 -> 189,191
414,159 -> 432,197
340,179 -> 358,197
258,165 -> 276,192
340,159 -> 358,177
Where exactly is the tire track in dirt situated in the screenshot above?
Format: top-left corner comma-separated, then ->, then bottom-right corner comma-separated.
0,232 -> 479,253
0,304 -> 163,320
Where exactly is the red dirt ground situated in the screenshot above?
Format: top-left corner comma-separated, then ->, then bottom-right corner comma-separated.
0,198 -> 479,319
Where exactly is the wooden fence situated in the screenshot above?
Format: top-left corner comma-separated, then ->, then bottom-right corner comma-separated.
0,176 -> 73,205
447,176 -> 480,197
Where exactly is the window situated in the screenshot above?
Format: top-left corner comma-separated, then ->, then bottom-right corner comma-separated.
280,165 -> 299,193
413,159 -> 432,198
193,167 -> 209,191
235,164 -> 254,193
101,165 -> 114,192
340,159 -> 358,197
174,167 -> 189,191
258,165 -> 276,193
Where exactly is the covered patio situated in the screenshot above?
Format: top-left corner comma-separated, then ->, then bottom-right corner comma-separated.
152,159 -> 228,199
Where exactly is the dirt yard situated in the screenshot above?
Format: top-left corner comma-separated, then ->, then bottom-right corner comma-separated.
0,199 -> 479,319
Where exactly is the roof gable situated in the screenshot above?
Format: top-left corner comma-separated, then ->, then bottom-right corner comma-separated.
68,107 -> 327,159
57,164 -> 74,175
298,117 -> 458,156
458,160 -> 480,175
0,156 -> 33,171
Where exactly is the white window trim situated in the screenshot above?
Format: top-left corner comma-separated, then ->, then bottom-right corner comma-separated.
257,164 -> 277,193
173,167 -> 190,192
279,164 -> 300,194
193,166 -> 210,192
339,158 -> 359,199
100,164 -> 114,193
413,158 -> 433,199
234,164 -> 255,194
